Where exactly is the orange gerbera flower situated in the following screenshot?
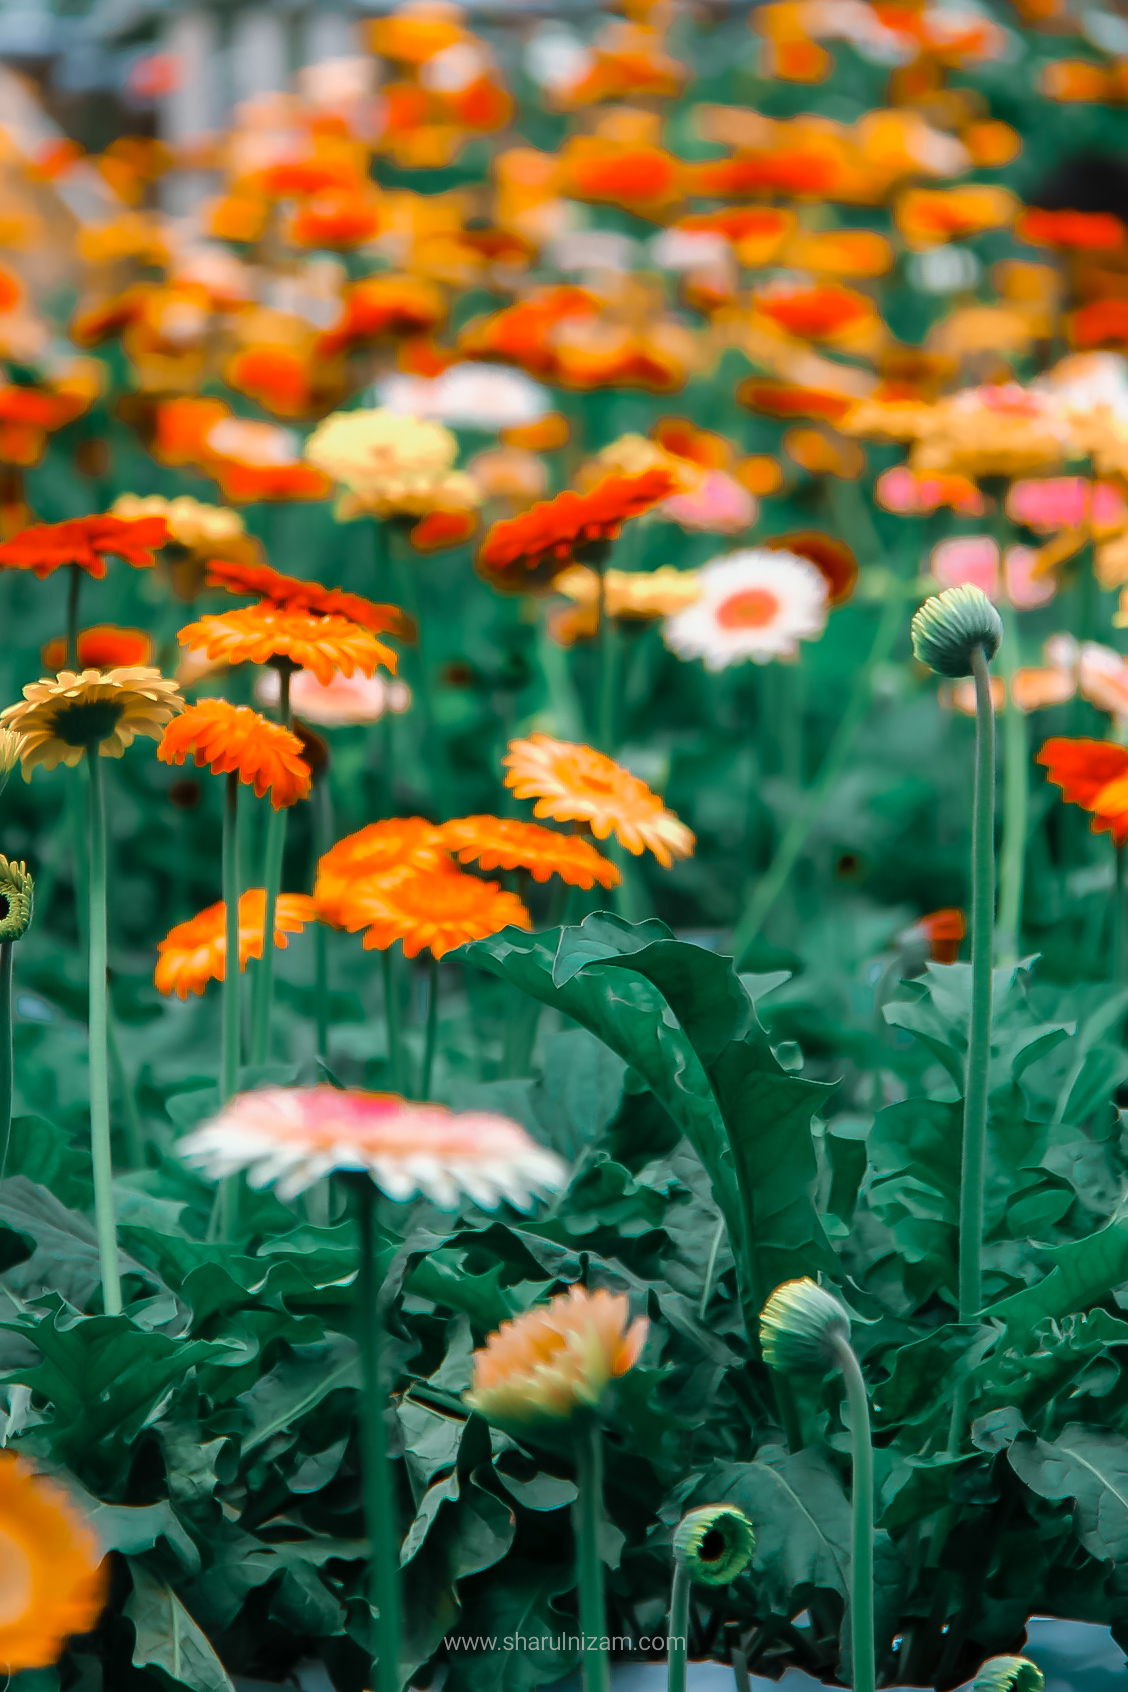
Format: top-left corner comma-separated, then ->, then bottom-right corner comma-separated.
157,699 -> 311,808
736,378 -> 857,425
1018,207 -> 1125,251
317,274 -> 446,358
204,559 -> 411,638
155,889 -> 316,998
288,190 -> 383,250
503,734 -> 694,867
1037,737 -> 1128,845
0,513 -> 169,579
1070,300 -> 1128,350
753,281 -> 877,343
409,510 -> 478,553
41,625 -> 152,671
335,865 -> 531,960
558,139 -> 683,220
178,606 -> 396,686
0,1450 -> 107,1669
314,817 -> 451,923
438,815 -> 620,890
478,469 -> 677,581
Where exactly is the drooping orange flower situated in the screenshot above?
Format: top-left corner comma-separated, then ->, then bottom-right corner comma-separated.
0,514 -> 170,579
437,816 -> 620,890
203,559 -> 411,638
41,625 -> 152,671
503,734 -> 694,867
478,469 -> 678,582
1018,207 -> 1125,251
155,889 -> 317,998
336,865 -> 531,959
178,606 -> 396,686
157,699 -> 311,808
1037,737 -> 1128,845
0,1450 -> 107,1669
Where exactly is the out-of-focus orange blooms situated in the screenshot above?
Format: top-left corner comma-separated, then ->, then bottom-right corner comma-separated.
478,469 -> 678,584
781,228 -> 894,277
552,21 -> 686,107
501,414 -> 569,452
0,514 -> 169,579
752,281 -> 880,347
1038,738 -> 1128,846
962,121 -> 1021,169
1041,61 -> 1128,104
1019,208 -> 1125,251
1069,300 -> 1128,350
737,377 -> 857,425
785,426 -> 866,481
206,194 -> 270,244
156,891 -> 317,998
557,138 -> 683,220
677,207 -> 795,266
896,185 -> 1019,248
42,626 -> 152,671
152,398 -> 331,504
409,509 -> 478,552
318,275 -> 446,358
288,190 -> 383,250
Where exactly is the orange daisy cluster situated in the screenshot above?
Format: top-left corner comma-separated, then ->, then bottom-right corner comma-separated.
478,469 -> 677,582
0,513 -> 169,579
204,558 -> 412,640
1037,739 -> 1128,846
157,698 -> 311,809
177,605 -> 397,687
155,890 -> 316,998
503,735 -> 695,868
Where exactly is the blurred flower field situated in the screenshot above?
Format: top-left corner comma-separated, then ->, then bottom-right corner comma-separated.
7,2 -> 1128,1690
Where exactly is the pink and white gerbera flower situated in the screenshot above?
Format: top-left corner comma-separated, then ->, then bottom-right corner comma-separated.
662,549 -> 828,669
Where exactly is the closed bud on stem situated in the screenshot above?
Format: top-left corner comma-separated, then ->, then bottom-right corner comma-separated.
973,1657 -> 1045,1692
912,584 -> 1003,678
673,1506 -> 755,1586
760,1277 -> 851,1372
0,857 -> 33,942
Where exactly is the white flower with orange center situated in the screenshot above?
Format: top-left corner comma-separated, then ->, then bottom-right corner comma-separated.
178,1085 -> 568,1206
662,550 -> 829,669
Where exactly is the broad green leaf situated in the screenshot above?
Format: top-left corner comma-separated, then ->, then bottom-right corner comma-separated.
125,1559 -> 235,1692
0,1176 -> 163,1311
982,1214 -> 1128,1337
444,1565 -> 577,1692
1008,1424 -> 1128,1562
234,1332 -> 359,1456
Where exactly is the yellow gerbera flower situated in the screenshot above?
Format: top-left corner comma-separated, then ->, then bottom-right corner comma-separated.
0,667 -> 184,774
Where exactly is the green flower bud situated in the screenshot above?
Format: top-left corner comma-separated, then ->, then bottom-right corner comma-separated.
0,857 -> 33,943
760,1278 -> 850,1372
973,1656 -> 1045,1692
911,584 -> 1003,679
673,1505 -> 754,1586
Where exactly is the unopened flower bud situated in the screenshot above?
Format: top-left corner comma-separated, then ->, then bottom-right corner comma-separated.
973,1656 -> 1045,1692
0,857 -> 33,942
673,1505 -> 754,1586
912,584 -> 1003,679
760,1278 -> 851,1372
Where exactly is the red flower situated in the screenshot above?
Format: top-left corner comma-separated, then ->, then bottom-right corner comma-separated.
1037,737 -> 1128,844
0,514 -> 169,579
409,510 -> 478,553
204,559 -> 412,639
478,469 -> 678,580
1069,299 -> 1128,349
1019,207 -> 1125,250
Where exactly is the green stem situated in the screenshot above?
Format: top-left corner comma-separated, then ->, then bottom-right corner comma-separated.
574,1416 -> 610,1692
251,668 -> 291,1067
597,574 -> 620,755
356,1180 -> 401,1692
86,752 -> 121,1317
221,771 -> 241,1239
381,946 -> 405,1095
667,1563 -> 690,1692
996,606 -> 1027,970
66,563 -> 81,671
960,645 -> 996,1325
420,954 -> 438,1099
832,1336 -> 875,1692
699,1216 -> 726,1322
314,778 -> 332,1062
731,580 -> 904,959
106,997 -> 144,1169
1117,844 -> 1127,985
0,942 -> 12,1181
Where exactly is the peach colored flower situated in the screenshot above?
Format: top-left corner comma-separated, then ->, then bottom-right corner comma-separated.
178,1086 -> 567,1205
503,734 -> 694,867
467,1284 -> 647,1424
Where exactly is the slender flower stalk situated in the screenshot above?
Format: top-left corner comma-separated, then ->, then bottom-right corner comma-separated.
761,1280 -> 873,1692
911,584 -> 1003,1324
85,750 -> 120,1315
667,1506 -> 754,1692
221,772 -> 241,1237
179,1087 -> 566,1692
66,564 -> 81,671
1117,844 -> 1127,985
251,666 -> 293,1066
575,1415 -> 610,1692
382,947 -> 405,1094
0,856 -> 33,1182
996,605 -> 1027,969
313,775 -> 333,1064
421,955 -> 439,1099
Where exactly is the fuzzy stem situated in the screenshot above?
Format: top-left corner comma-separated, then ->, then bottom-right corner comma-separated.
251,668 -> 291,1066
597,570 -> 620,756
699,1216 -> 726,1322
574,1416 -> 610,1692
995,606 -> 1027,969
420,954 -> 438,1100
221,771 -> 241,1239
356,1180 -> 401,1692
667,1562 -> 690,1692
106,999 -> 144,1169
86,751 -> 121,1316
0,942 -> 12,1182
960,644 -> 997,1324
66,564 -> 81,671
831,1335 -> 875,1692
731,578 -> 904,959
1117,844 -> 1128,985
381,946 -> 405,1095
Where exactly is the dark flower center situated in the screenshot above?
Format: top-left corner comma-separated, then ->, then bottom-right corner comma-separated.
53,700 -> 124,748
